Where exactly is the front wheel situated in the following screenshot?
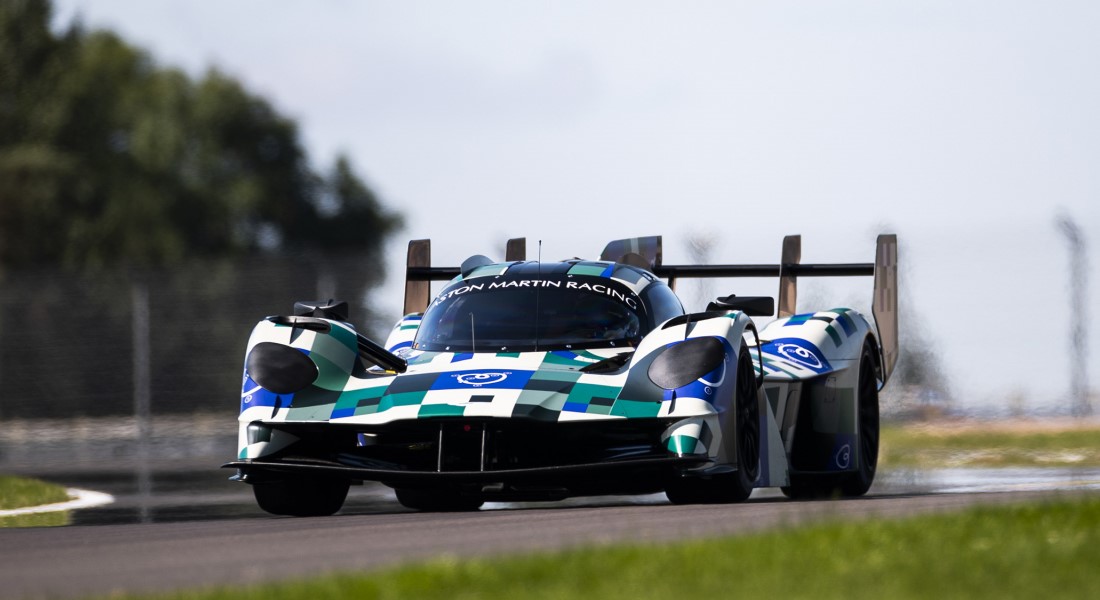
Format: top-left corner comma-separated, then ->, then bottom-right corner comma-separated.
666,343 -> 759,504
252,476 -> 350,516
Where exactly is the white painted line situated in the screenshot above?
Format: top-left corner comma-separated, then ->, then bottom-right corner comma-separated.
938,480 -> 1100,494
0,488 -> 115,517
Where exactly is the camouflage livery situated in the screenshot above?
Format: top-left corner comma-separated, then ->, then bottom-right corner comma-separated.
228,235 -> 897,515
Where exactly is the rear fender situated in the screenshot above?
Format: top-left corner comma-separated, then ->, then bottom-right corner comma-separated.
756,309 -> 879,474
756,308 -> 876,382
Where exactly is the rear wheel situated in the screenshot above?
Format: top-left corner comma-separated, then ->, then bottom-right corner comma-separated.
252,476 -> 350,516
841,341 -> 880,496
666,343 -> 759,504
781,339 -> 879,500
395,488 -> 484,512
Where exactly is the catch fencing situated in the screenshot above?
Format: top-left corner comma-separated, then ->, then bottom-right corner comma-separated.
0,252 -> 390,471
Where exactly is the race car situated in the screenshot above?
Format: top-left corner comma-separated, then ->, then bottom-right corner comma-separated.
226,234 -> 898,515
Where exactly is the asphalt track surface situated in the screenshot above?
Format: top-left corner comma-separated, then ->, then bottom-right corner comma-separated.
3,473 -> 1098,599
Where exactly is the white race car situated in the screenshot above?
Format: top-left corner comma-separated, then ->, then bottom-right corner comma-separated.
227,235 -> 898,514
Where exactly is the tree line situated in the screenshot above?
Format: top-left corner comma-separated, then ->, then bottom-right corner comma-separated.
0,1 -> 402,418
0,0 -> 400,270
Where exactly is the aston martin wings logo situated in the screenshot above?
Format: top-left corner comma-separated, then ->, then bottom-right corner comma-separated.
454,372 -> 510,387
775,342 -> 823,369
766,338 -> 832,374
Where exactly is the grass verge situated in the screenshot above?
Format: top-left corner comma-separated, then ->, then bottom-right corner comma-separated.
110,495 -> 1100,600
880,420 -> 1100,468
0,474 -> 71,528
0,511 -> 69,527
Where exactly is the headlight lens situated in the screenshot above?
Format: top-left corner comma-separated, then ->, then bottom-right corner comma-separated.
246,342 -> 319,394
647,337 -> 726,390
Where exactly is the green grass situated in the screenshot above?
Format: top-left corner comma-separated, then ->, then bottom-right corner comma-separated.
0,474 -> 70,509
880,423 -> 1100,468
110,495 -> 1100,600
0,474 -> 71,528
0,511 -> 69,527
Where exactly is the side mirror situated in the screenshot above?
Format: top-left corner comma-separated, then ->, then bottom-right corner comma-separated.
707,295 -> 775,317
294,300 -> 349,321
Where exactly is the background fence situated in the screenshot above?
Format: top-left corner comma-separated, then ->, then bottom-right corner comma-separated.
0,252 -> 391,471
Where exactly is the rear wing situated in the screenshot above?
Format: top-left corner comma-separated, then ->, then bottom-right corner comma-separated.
403,234 -> 898,382
600,234 -> 898,383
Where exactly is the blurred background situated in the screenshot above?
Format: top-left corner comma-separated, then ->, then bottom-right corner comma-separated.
0,1 -> 1096,477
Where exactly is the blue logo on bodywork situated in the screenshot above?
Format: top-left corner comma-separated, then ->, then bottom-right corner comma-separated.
455,372 -> 510,387
765,338 -> 832,374
431,369 -> 535,390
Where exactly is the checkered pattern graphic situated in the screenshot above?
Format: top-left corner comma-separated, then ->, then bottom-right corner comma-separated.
240,307 -> 761,457
385,314 -> 421,353
661,418 -> 714,456
755,308 -> 875,382
564,261 -> 656,296
323,349 -> 668,424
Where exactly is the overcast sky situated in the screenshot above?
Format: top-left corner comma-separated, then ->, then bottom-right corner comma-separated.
52,1 -> 1099,413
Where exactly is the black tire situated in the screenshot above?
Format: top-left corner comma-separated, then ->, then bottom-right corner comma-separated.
841,340 -> 880,496
780,338 -> 879,500
395,488 -> 484,512
666,343 -> 759,504
252,476 -> 350,516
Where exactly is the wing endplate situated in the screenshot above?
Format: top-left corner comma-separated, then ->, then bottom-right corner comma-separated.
403,239 -> 432,315
506,238 -> 526,261
600,236 -> 663,270
873,234 -> 899,383
778,235 -> 801,318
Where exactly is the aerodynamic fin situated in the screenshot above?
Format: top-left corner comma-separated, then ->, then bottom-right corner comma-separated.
778,235 -> 801,318
404,238 -> 528,314
403,239 -> 433,315
873,234 -> 898,384
600,236 -> 663,271
506,238 -> 526,261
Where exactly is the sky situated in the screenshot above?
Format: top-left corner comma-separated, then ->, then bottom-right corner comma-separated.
51,0 -> 1099,414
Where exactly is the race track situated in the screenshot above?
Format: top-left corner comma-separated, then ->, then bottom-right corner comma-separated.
2,479 -> 1096,599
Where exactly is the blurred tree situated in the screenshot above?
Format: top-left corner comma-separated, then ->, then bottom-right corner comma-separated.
303,156 -> 402,249
0,0 -> 400,270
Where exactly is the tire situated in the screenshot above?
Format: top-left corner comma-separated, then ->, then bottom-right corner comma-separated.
395,488 -> 484,512
666,343 -> 759,504
252,476 -> 350,516
840,340 -> 880,496
780,338 -> 879,500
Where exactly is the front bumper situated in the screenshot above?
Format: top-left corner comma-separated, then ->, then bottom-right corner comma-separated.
226,417 -> 713,498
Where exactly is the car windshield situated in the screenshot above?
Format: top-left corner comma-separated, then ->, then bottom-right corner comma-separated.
413,275 -> 644,352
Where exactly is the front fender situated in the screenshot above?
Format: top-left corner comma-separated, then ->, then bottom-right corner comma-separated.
618,311 -> 752,405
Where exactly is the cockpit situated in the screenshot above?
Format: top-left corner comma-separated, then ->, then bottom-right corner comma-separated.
412,274 -> 647,352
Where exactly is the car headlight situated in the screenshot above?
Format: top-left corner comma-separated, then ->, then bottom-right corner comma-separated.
647,337 -> 726,390
246,342 -> 319,394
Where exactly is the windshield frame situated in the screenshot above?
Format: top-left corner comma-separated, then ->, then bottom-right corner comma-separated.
412,273 -> 649,353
